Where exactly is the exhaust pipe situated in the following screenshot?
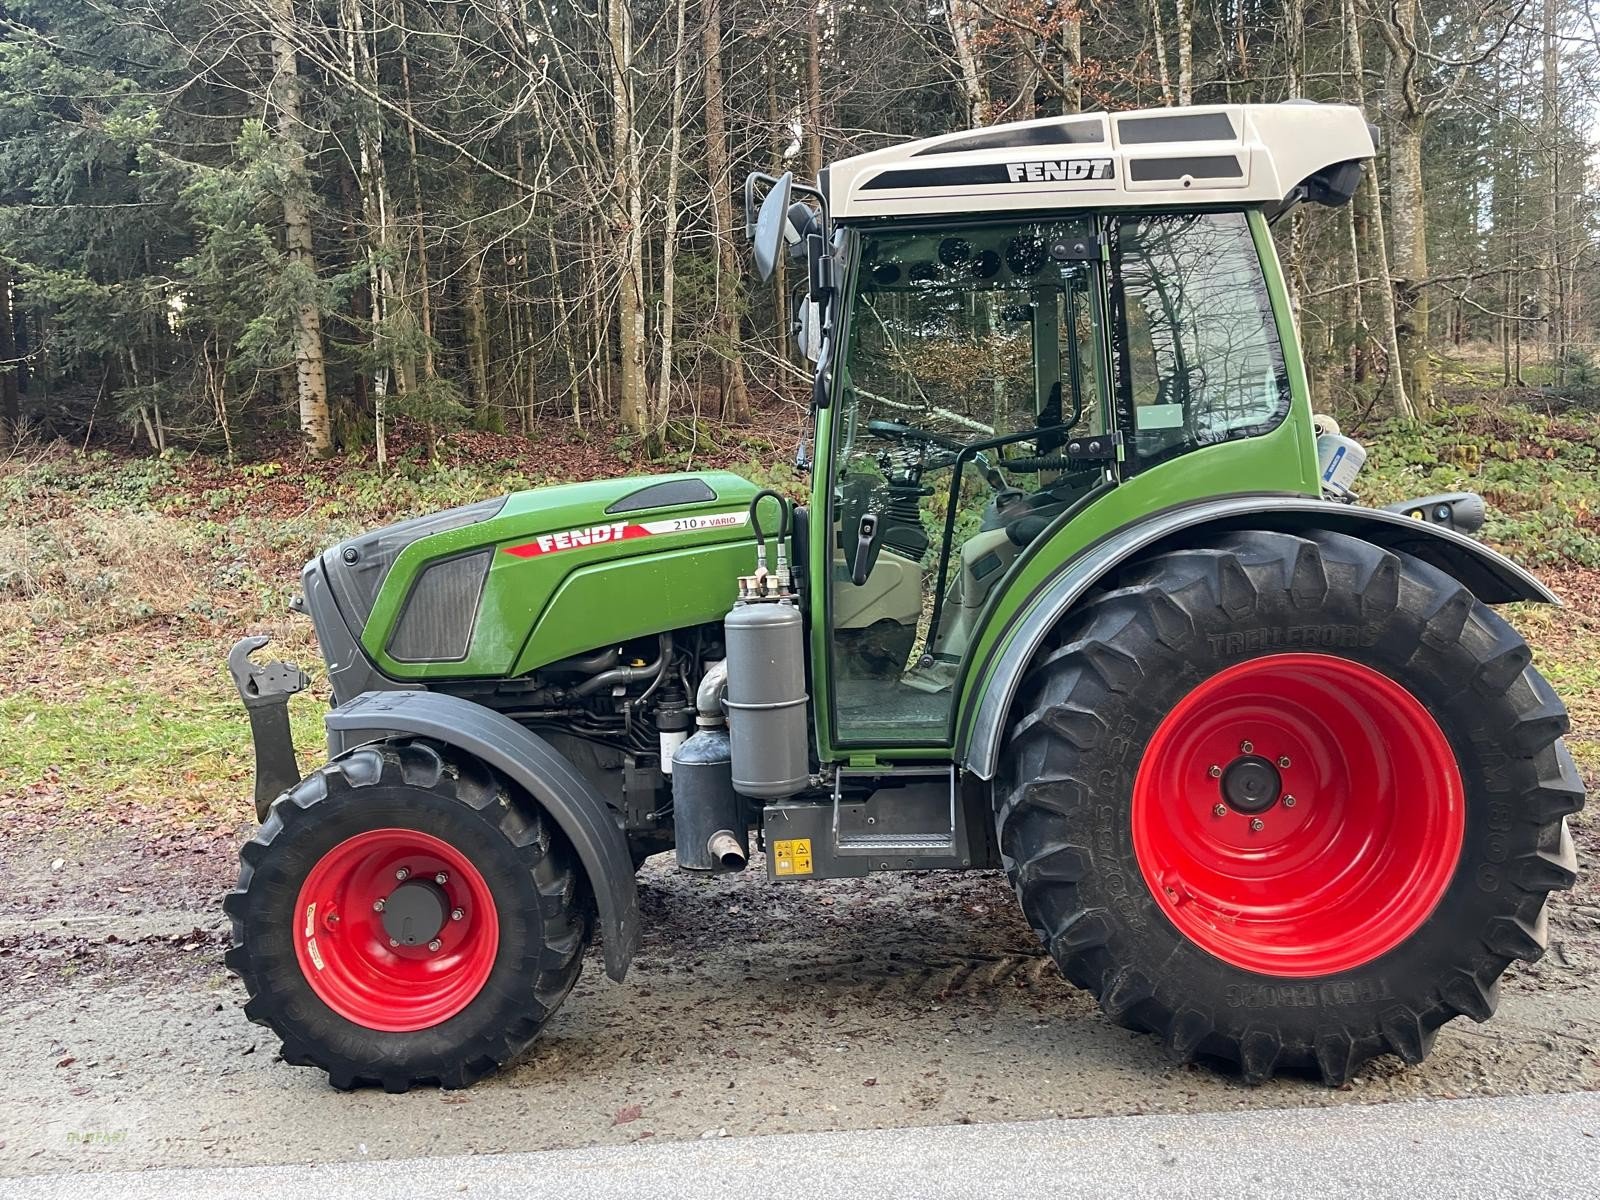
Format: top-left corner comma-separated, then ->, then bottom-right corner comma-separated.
706,830 -> 749,872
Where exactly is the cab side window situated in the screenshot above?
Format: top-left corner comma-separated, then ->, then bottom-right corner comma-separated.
1117,212 -> 1289,466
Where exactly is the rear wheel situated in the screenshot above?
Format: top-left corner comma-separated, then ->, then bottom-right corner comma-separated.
996,529 -> 1582,1083
225,741 -> 590,1091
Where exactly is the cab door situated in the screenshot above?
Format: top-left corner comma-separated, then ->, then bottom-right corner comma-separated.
820,217 -> 1113,752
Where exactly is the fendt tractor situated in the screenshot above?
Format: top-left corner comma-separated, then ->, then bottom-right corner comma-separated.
228,102 -> 1583,1091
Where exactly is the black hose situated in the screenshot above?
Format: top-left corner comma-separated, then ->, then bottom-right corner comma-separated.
545,646 -> 623,675
748,488 -> 791,545
572,633 -> 672,698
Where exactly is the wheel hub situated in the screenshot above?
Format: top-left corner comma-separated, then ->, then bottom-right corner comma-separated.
381,879 -> 448,946
293,829 -> 498,1031
1219,754 -> 1282,814
1131,653 -> 1465,977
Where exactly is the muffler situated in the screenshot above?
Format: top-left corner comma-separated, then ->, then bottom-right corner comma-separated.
672,662 -> 749,872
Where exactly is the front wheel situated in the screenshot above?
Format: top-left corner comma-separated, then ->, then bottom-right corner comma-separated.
996,529 -> 1582,1084
224,741 -> 590,1091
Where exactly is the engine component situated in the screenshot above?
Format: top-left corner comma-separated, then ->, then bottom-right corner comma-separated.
724,492 -> 810,801
656,685 -> 693,776
1383,491 -> 1486,535
1316,432 -> 1366,500
672,661 -> 746,871
671,726 -> 744,870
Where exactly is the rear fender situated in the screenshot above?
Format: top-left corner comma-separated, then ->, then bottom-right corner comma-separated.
325,690 -> 639,981
958,494 -> 1558,781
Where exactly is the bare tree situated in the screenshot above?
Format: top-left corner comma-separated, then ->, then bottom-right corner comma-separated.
263,0 -> 332,456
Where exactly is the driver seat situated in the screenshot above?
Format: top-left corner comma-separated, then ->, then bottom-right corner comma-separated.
984,477 -> 1098,547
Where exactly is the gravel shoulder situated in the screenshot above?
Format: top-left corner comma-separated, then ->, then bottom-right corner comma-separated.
2,828 -> 1597,1177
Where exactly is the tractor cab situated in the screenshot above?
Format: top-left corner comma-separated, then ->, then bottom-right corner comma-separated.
748,102 -> 1376,753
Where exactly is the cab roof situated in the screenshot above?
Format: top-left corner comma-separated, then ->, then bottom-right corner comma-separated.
824,103 -> 1376,221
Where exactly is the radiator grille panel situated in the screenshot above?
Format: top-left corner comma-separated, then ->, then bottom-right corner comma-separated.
385,551 -> 491,663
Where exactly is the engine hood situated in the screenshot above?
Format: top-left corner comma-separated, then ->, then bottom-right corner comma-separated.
312,471 -> 763,683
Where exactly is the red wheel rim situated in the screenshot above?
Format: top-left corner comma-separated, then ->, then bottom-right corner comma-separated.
293,829 -> 499,1031
1132,653 -> 1464,977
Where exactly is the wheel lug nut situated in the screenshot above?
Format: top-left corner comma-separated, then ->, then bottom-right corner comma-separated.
435,872 -> 448,885
451,908 -> 464,921
1240,740 -> 1254,754
1208,764 -> 1222,778
388,937 -> 399,948
372,898 -> 385,912
1283,795 -> 1296,808
395,867 -> 410,881
427,939 -> 442,952
1213,803 -> 1227,817
1250,817 -> 1264,832
1277,755 -> 1291,769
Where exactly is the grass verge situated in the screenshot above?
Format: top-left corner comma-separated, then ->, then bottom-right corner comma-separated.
0,391 -> 1595,829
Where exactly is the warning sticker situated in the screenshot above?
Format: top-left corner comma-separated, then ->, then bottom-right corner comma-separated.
772,838 -> 813,877
501,510 -> 749,558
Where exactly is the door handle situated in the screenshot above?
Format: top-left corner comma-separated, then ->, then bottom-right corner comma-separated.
851,513 -> 879,586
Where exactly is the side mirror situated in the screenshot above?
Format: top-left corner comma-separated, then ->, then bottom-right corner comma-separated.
752,172 -> 794,282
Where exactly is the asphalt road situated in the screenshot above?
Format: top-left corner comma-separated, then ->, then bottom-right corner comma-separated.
4,1091 -> 1598,1200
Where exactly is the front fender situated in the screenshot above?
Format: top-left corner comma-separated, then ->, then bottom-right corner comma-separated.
958,494 -> 1558,781
326,690 -> 639,981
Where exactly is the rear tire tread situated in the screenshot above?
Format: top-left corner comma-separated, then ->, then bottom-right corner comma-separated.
995,529 -> 1581,1084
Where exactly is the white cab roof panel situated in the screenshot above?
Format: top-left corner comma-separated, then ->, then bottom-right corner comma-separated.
826,104 -> 1375,220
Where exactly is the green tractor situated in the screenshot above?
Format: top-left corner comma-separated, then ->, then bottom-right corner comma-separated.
227,102 -> 1582,1091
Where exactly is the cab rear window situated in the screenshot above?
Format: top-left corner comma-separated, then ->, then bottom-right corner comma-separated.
1115,212 -> 1289,466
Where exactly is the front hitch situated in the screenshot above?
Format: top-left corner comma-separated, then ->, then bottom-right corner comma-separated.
228,636 -> 310,821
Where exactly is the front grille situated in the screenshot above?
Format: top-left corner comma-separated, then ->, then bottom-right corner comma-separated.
385,551 -> 492,663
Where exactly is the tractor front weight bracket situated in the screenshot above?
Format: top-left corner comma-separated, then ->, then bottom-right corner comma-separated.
228,636 -> 310,822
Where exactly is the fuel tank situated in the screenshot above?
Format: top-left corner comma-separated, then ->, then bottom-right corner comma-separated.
306,471 -> 760,685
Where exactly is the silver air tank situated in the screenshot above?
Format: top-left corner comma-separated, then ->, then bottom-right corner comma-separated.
724,491 -> 810,801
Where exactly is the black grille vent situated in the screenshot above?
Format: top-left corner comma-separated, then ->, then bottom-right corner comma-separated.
385,551 -> 492,663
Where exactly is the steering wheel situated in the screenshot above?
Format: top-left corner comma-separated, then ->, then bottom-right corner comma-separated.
866,417 -> 968,453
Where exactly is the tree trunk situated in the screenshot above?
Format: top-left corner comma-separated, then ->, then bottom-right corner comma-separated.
1343,0 -> 1413,420
344,0 -> 402,471
945,0 -> 990,124
1175,0 -> 1194,104
265,0 -> 332,457
768,60 -> 788,360
805,1 -> 824,177
1145,0 -> 1173,105
1541,0 -> 1562,373
652,0 -> 692,442
462,223 -> 495,428
1386,114 -> 1430,409
607,0 -> 647,433
701,0 -> 750,422
1378,0 -> 1431,409
0,263 -> 19,440
400,51 -> 435,383
1057,13 -> 1083,113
